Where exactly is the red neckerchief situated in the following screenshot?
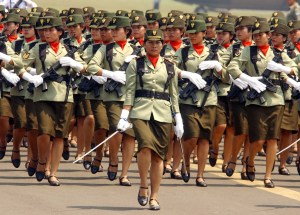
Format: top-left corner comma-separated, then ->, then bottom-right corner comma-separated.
274,45 -> 284,50
258,45 -> 270,56
103,41 -> 112,45
76,37 -> 83,44
193,44 -> 204,56
49,41 -> 60,53
170,40 -> 182,51
242,41 -> 252,47
147,54 -> 159,68
116,40 -> 127,50
94,40 -> 102,44
138,39 -> 144,46
294,42 -> 300,51
223,43 -> 231,49
164,40 -> 170,44
8,34 -> 18,43
0,24 -> 4,31
25,36 -> 36,43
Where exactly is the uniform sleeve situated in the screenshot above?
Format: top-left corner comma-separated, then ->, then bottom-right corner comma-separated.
4,44 -> 23,70
74,51 -> 87,72
226,47 -> 249,79
16,44 -> 38,76
218,48 -> 231,83
87,45 -> 106,75
281,52 -> 298,80
124,59 -> 137,106
170,65 -> 180,113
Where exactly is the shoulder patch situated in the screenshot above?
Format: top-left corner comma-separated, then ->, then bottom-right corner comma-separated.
22,52 -> 30,59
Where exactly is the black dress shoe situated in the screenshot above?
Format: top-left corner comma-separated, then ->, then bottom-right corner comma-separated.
91,158 -> 101,174
209,151 -> 218,167
107,163 -> 118,181
296,160 -> 300,175
240,172 -> 248,180
246,157 -> 255,182
11,150 -> 21,168
170,170 -> 182,180
36,162 -> 46,182
48,176 -> 60,186
278,167 -> 290,175
226,162 -> 236,177
0,146 -> 6,160
264,178 -> 275,188
149,199 -> 160,210
137,187 -> 148,206
27,159 -> 38,177
286,155 -> 293,165
196,177 -> 207,187
62,140 -> 69,160
119,176 -> 131,186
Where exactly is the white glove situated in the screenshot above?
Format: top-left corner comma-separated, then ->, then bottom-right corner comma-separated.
239,73 -> 266,93
229,75 -> 248,90
267,61 -> 291,74
59,56 -> 84,72
1,68 -> 20,86
199,60 -> 222,71
124,55 -> 137,63
0,52 -> 12,63
174,113 -> 184,139
23,72 -> 44,87
102,69 -> 126,84
181,71 -> 207,90
26,67 -> 37,75
92,75 -> 107,84
117,109 -> 132,132
286,78 -> 300,91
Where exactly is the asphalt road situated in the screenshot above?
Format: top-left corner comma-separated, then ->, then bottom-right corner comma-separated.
1,142 -> 299,215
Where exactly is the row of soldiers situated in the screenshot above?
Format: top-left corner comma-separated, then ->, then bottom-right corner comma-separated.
0,4 -> 300,209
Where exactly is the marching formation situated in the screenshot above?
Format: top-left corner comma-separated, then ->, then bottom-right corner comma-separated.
0,4 -> 300,211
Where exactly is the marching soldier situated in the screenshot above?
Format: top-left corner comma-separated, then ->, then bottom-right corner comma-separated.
145,10 -> 161,30
204,16 -> 218,46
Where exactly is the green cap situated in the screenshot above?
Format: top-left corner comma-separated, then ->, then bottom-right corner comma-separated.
187,13 -> 204,21
35,17 -> 46,29
107,16 -> 131,29
270,23 -> 289,36
220,16 -> 236,24
144,29 -> 163,41
28,12 -> 40,17
205,16 -> 219,27
216,22 -> 235,33
271,11 -> 285,19
166,16 -> 185,28
1,13 -> 21,23
83,7 -> 95,17
102,12 -> 115,18
252,21 -> 270,34
43,17 -> 63,28
145,10 -> 161,23
168,10 -> 184,18
97,10 -> 108,17
40,11 -> 56,17
186,20 -> 206,33
235,16 -> 257,28
218,12 -> 231,19
9,8 -> 28,17
60,9 -> 69,18
115,10 -> 128,17
197,12 -> 208,19
99,17 -> 112,28
31,7 -> 44,13
131,15 -> 147,26
269,17 -> 287,26
21,16 -> 38,27
131,10 -> 144,16
68,8 -> 84,16
158,17 -> 169,30
0,5 -> 5,13
66,14 -> 84,26
255,17 -> 268,22
45,8 -> 60,17
288,20 -> 300,31
89,17 -> 101,28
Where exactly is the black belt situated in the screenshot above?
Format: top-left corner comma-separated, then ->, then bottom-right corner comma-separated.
135,90 -> 170,101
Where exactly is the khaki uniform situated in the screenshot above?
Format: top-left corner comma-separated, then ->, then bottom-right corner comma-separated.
163,43 -> 185,60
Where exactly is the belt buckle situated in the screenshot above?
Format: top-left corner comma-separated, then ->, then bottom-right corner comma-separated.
151,89 -> 155,100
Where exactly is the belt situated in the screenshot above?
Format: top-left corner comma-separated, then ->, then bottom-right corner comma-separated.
135,90 -> 170,101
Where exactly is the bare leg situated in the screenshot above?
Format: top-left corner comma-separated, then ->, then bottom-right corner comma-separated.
211,124 -> 226,161
0,117 -> 9,151
27,129 -> 38,168
223,126 -> 234,166
108,133 -> 122,172
182,138 -> 198,173
171,139 -> 182,176
137,148 -> 151,196
149,151 -> 163,203
49,138 -> 63,177
120,134 -> 135,180
37,134 -> 51,172
76,117 -> 85,157
265,139 -> 277,181
11,128 -> 26,165
279,129 -> 291,170
196,139 -> 209,181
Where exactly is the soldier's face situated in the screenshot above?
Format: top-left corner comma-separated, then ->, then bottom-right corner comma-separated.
111,27 -> 128,41
131,25 -> 146,40
271,33 -> 286,47
100,28 -> 113,43
144,40 -> 163,57
189,31 -> 205,45
90,28 -> 101,41
37,29 -> 46,42
253,32 -> 270,46
217,32 -> 233,45
167,28 -> 183,41
67,24 -> 83,38
289,29 -> 300,43
44,27 -> 62,43
162,29 -> 169,42
22,26 -> 35,39
147,21 -> 159,30
236,26 -> 252,42
4,22 -> 19,35
206,26 -> 216,39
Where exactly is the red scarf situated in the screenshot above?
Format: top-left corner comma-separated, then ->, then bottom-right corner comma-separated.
147,54 -> 159,68
116,40 -> 127,50
0,24 -> 4,32
76,37 -> 83,44
164,40 -> 170,44
242,41 -> 252,47
274,45 -> 284,50
223,43 -> 231,49
25,36 -> 36,43
49,41 -> 60,53
8,34 -> 18,43
170,40 -> 182,51
138,39 -> 144,46
94,40 -> 102,44
258,45 -> 270,56
294,42 -> 300,52
193,44 -> 204,56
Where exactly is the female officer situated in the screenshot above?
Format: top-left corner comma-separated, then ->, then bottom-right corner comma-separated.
227,21 -> 299,188
18,17 -> 86,186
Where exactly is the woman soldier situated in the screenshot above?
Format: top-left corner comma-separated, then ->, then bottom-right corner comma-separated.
175,20 -> 223,186
18,17 -> 86,186
87,16 -> 139,186
117,29 -> 186,210
227,21 -> 299,188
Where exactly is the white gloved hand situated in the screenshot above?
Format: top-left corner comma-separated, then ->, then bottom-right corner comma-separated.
199,60 -> 222,71
174,113 -> 184,139
286,78 -> 300,91
125,55 -> 137,63
181,71 -> 207,90
102,69 -> 126,84
229,75 -> 248,90
267,60 -> 291,74
92,75 -> 107,84
239,73 -> 266,93
32,74 -> 44,87
1,68 -> 20,86
0,52 -> 12,63
59,56 -> 84,72
117,109 -> 132,132
26,67 -> 37,75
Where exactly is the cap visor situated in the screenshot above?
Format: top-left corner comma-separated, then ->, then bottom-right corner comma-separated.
186,29 -> 197,33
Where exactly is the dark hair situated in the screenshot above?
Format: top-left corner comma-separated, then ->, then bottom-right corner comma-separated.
55,26 -> 65,40
125,27 -> 132,39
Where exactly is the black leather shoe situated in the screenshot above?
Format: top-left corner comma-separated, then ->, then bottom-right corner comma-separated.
196,177 -> 207,187
119,176 -> 131,186
91,158 -> 101,174
27,159 -> 38,177
286,155 -> 293,165
246,157 -> 255,182
149,199 -> 160,210
107,163 -> 118,181
62,142 -> 70,160
36,162 -> 46,182
296,160 -> 300,175
264,178 -> 275,188
209,151 -> 218,167
170,170 -> 182,180
11,150 -> 21,168
226,162 -> 236,177
278,166 -> 290,175
48,176 -> 60,186
137,187 -> 148,206
181,164 -> 190,183
0,146 -> 6,160
240,172 -> 248,180
82,155 -> 92,170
